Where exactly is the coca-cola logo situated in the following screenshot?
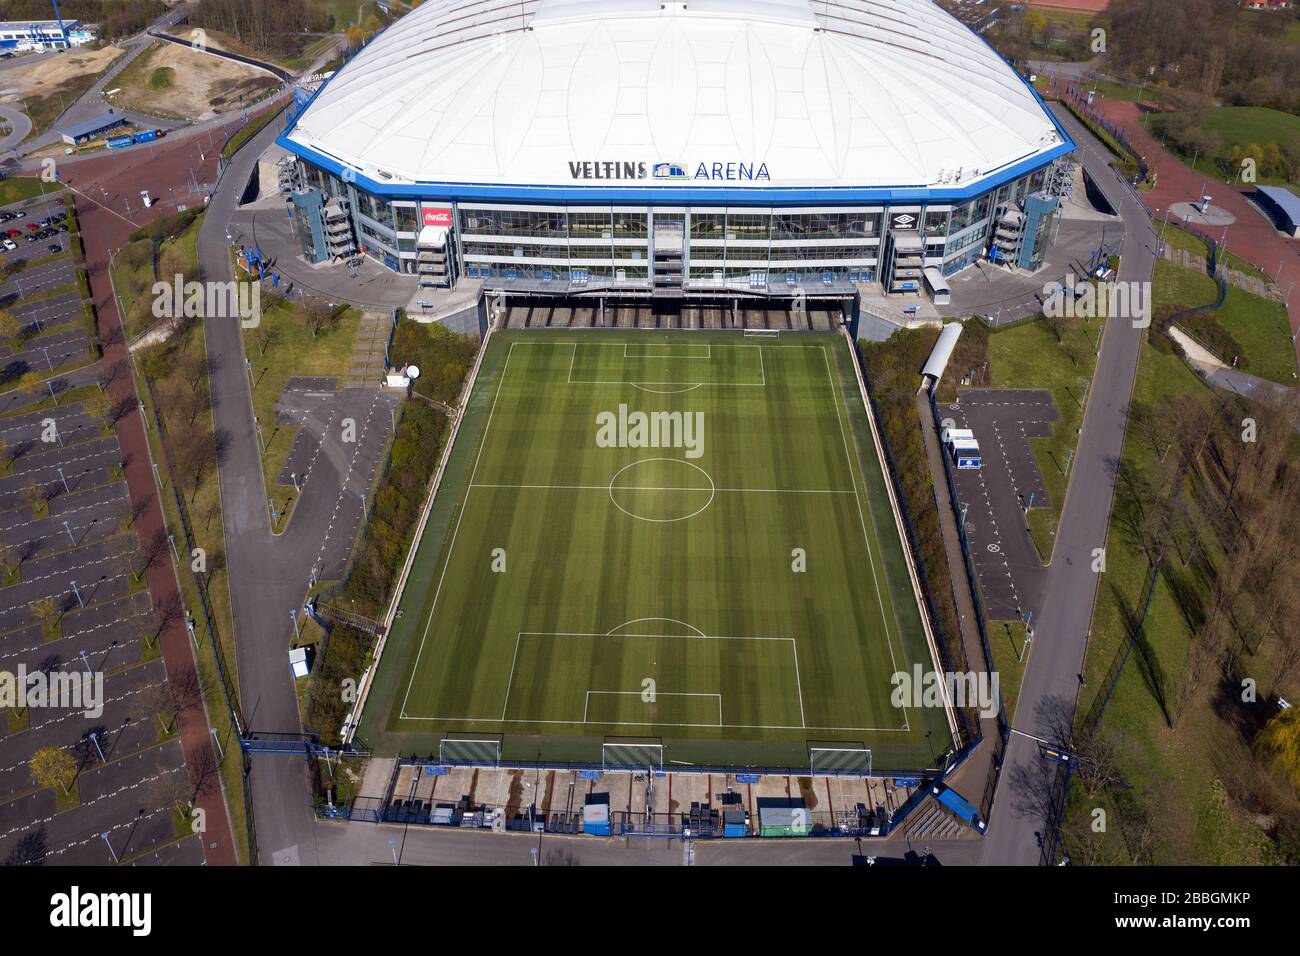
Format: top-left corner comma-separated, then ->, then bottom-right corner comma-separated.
422,207 -> 452,227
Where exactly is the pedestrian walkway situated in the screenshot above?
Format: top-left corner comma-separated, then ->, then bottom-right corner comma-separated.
1168,325 -> 1297,405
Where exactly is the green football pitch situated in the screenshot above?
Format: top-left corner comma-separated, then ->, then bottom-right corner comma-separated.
359,329 -> 955,771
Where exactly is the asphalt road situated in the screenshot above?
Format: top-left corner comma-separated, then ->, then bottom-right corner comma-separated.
978,105 -> 1158,865
198,108 -> 399,865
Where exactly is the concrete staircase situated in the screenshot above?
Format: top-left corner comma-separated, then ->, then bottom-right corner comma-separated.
346,310 -> 391,388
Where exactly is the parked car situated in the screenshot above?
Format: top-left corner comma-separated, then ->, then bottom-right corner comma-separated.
14,210 -> 25,218
46,243 -> 60,253
25,234 -> 37,242
0,213 -> 12,222
36,219 -> 49,227
2,240 -> 15,251
25,223 -> 37,231
57,225 -> 68,233
5,229 -> 19,238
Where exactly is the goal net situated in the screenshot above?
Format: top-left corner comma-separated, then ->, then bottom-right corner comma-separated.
810,746 -> 873,776
743,328 -> 780,338
602,740 -> 664,772
438,736 -> 501,767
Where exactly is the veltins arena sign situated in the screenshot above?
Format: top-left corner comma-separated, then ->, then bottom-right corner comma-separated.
568,160 -> 772,183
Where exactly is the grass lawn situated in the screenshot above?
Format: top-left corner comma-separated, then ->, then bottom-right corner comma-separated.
359,329 -> 954,770
985,315 -> 1101,560
1090,79 -> 1179,109
1214,286 -> 1299,385
0,178 -> 63,206
1150,107 -> 1300,185
242,293 -> 361,527
988,619 -> 1029,723
1151,259 -> 1218,315
1158,222 -> 1210,262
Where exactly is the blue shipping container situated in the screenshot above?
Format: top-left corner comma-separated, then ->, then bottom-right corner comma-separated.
106,136 -> 133,150
133,129 -> 158,144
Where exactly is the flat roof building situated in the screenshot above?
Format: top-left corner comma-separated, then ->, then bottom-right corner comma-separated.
1254,186 -> 1300,238
59,113 -> 132,146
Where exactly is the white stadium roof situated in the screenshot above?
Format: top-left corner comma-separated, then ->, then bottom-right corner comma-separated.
285,0 -> 1068,195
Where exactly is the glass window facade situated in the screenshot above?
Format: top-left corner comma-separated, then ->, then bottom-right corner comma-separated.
298,157 -> 1059,290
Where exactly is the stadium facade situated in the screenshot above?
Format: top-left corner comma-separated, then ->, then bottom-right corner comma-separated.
278,0 -> 1075,303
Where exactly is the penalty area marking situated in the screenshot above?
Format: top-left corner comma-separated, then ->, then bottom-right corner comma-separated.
497,630 -> 812,729
567,342 -> 767,388
584,690 -> 724,727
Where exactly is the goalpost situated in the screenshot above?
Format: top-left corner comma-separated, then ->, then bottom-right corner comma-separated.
602,740 -> 664,773
810,746 -> 873,776
743,328 -> 780,339
439,737 -> 502,767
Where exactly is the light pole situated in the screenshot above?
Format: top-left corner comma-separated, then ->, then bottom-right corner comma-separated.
70,579 -> 84,608
99,831 -> 119,863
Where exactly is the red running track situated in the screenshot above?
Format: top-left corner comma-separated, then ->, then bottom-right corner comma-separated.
62,123 -> 259,866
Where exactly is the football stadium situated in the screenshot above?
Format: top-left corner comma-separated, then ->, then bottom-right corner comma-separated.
278,0 -> 1076,305
296,0 -> 1076,773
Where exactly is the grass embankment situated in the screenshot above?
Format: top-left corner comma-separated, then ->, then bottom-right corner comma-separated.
1154,229 -> 1298,385
221,108 -> 281,161
988,620 -> 1029,724
117,210 -> 249,862
859,322 -> 990,744
1058,256 -> 1300,865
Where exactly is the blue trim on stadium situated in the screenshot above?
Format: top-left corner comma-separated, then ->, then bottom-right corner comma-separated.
276,14 -> 1076,208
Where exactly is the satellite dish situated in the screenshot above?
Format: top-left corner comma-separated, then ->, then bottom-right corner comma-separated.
406,365 -> 420,379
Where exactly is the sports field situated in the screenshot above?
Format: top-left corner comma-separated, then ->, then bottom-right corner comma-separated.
360,329 -> 955,771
